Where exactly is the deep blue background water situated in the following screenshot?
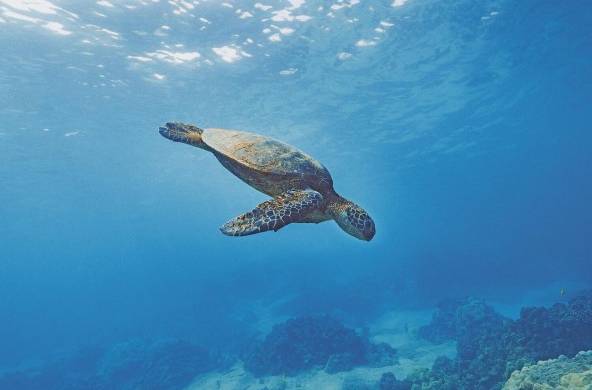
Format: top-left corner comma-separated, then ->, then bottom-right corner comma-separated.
0,0 -> 591,371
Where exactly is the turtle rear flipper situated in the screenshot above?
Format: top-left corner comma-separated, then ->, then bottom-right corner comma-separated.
220,190 -> 324,236
159,122 -> 211,150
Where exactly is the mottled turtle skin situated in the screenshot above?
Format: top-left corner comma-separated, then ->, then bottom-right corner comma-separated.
159,122 -> 375,241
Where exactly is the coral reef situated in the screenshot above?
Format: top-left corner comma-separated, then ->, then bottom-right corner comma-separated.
0,346 -> 105,390
4,292 -> 590,390
410,291 -> 592,390
502,350 -> 592,390
0,339 -> 219,390
243,316 -> 397,376
97,339 -> 218,389
379,372 -> 412,390
503,291 -> 592,369
418,297 -> 509,344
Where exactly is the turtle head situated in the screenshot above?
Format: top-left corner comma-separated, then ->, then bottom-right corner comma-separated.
329,198 -> 375,241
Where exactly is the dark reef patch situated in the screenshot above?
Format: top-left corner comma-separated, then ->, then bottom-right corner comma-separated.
243,316 -> 397,376
379,372 -> 413,390
409,290 -> 592,390
0,339 -> 220,390
418,297 -> 509,344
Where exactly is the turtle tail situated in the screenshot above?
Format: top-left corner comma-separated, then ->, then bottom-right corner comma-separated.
159,122 -> 210,150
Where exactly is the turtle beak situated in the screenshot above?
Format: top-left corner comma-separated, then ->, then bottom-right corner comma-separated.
159,122 -> 187,143
363,221 -> 376,241
158,122 -> 172,138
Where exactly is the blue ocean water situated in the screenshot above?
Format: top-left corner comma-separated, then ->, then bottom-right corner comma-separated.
0,0 -> 591,389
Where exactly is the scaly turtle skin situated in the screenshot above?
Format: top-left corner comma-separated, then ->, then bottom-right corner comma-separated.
159,122 -> 375,241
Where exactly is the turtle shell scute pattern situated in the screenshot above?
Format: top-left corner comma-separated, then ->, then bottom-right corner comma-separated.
220,190 -> 324,236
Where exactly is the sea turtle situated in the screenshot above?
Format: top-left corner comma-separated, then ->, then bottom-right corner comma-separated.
159,122 -> 375,241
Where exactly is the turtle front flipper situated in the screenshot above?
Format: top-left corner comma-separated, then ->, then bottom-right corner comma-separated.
220,190 -> 325,237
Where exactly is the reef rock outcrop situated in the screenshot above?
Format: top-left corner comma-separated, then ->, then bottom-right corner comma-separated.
0,339 -> 218,390
243,316 -> 397,376
418,297 -> 509,344
379,372 -> 412,390
411,291 -> 592,390
503,291 -> 592,370
97,339 -> 217,389
502,350 -> 592,390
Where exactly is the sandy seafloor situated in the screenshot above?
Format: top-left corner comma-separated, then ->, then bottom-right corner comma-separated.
186,310 -> 455,390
